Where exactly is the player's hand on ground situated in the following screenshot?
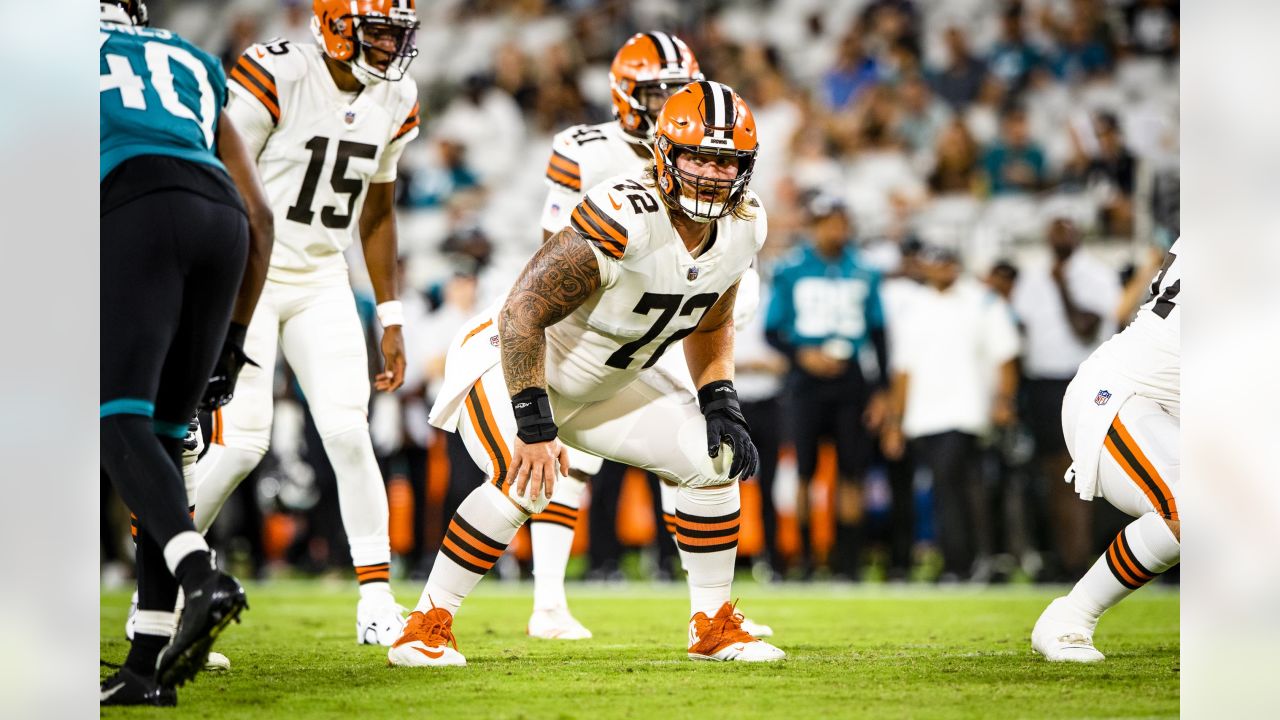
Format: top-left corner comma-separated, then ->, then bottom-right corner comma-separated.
376,326 -> 406,392
512,437 -> 569,504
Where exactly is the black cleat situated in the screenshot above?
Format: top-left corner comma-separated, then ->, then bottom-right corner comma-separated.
100,666 -> 177,707
156,571 -> 247,687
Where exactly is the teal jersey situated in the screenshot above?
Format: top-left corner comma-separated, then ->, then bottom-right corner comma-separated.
100,22 -> 228,180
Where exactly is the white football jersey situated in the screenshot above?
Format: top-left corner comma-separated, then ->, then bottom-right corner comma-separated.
545,175 -> 767,403
225,39 -> 420,284
540,121 -> 651,235
1090,238 -> 1181,414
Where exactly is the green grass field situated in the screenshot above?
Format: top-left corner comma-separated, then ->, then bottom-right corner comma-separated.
100,581 -> 1178,719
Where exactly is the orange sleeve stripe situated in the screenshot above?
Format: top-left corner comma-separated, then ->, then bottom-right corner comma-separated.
570,207 -> 624,259
461,319 -> 493,346
1110,416 -> 1178,520
580,198 -> 629,249
548,152 -> 580,178
546,166 -> 582,191
394,114 -> 420,141
229,66 -> 280,123
534,506 -> 578,522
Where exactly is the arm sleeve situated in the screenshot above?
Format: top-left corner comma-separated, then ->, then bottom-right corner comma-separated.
374,99 -> 421,183
372,132 -> 412,184
224,91 -> 274,162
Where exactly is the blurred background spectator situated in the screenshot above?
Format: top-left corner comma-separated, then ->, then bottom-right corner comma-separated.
103,0 -> 1178,589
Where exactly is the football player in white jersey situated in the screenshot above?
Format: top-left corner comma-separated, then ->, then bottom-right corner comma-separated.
1032,239 -> 1181,662
388,81 -> 784,666
527,32 -> 771,641
189,0 -> 422,646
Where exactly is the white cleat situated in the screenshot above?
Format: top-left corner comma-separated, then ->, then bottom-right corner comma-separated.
741,617 -> 773,638
387,609 -> 466,667
1032,597 -> 1105,663
357,593 -> 407,646
527,607 -> 593,640
687,602 -> 785,662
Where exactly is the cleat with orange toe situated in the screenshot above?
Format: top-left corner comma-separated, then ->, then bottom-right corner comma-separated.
387,608 -> 466,667
687,601 -> 785,662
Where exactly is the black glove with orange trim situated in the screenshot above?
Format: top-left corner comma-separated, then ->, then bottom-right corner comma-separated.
698,380 -> 759,480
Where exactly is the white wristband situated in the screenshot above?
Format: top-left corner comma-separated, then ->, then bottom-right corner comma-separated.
376,300 -> 404,327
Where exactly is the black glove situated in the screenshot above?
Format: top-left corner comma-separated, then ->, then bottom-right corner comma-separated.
698,380 -> 759,480
202,323 -> 258,411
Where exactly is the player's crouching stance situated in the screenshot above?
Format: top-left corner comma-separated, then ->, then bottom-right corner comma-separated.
389,81 -> 783,666
1032,240 -> 1182,662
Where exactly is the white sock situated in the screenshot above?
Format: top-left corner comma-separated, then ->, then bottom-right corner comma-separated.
193,444 -> 264,533
162,531 -> 210,576
134,610 -> 178,638
676,482 -> 741,617
660,480 -> 678,542
1066,511 -> 1180,624
358,579 -> 394,601
530,475 -> 586,611
419,483 -> 526,615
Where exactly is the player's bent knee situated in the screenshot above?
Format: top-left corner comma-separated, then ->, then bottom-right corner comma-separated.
1164,518 -> 1180,542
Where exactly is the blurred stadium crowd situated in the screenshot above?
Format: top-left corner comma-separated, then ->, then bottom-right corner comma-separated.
102,0 -> 1179,588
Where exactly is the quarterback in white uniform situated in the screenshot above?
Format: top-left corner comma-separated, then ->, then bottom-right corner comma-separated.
1032,239 -> 1181,662
191,0 -> 421,646
389,81 -> 784,666
526,32 -> 770,641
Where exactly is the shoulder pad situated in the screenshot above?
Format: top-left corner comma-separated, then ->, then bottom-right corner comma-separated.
568,175 -> 656,261
227,40 -> 305,125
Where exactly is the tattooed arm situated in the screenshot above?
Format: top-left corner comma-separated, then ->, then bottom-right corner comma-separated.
499,226 -> 602,395
683,280 -> 739,390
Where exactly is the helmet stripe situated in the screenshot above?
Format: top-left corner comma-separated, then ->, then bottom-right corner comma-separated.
720,84 -> 736,132
647,31 -> 678,67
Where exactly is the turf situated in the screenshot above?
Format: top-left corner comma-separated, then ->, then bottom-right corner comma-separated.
100,581 -> 1178,719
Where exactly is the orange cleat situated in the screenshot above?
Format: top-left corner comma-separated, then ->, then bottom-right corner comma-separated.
387,608 -> 467,667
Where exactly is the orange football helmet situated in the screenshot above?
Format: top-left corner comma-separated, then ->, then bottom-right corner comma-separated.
312,0 -> 419,84
652,81 -> 758,222
609,32 -> 703,145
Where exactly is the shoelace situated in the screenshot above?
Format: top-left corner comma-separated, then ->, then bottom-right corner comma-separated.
701,601 -> 755,645
405,600 -> 459,651
1057,633 -> 1094,646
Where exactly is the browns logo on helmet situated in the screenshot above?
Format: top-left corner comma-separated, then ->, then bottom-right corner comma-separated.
651,80 -> 759,223
609,32 -> 703,146
312,0 -> 420,85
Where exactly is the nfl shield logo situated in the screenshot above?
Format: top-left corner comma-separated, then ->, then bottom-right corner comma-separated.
1095,389 -> 1111,406
344,110 -> 356,125
687,267 -> 699,281
489,335 -> 499,347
